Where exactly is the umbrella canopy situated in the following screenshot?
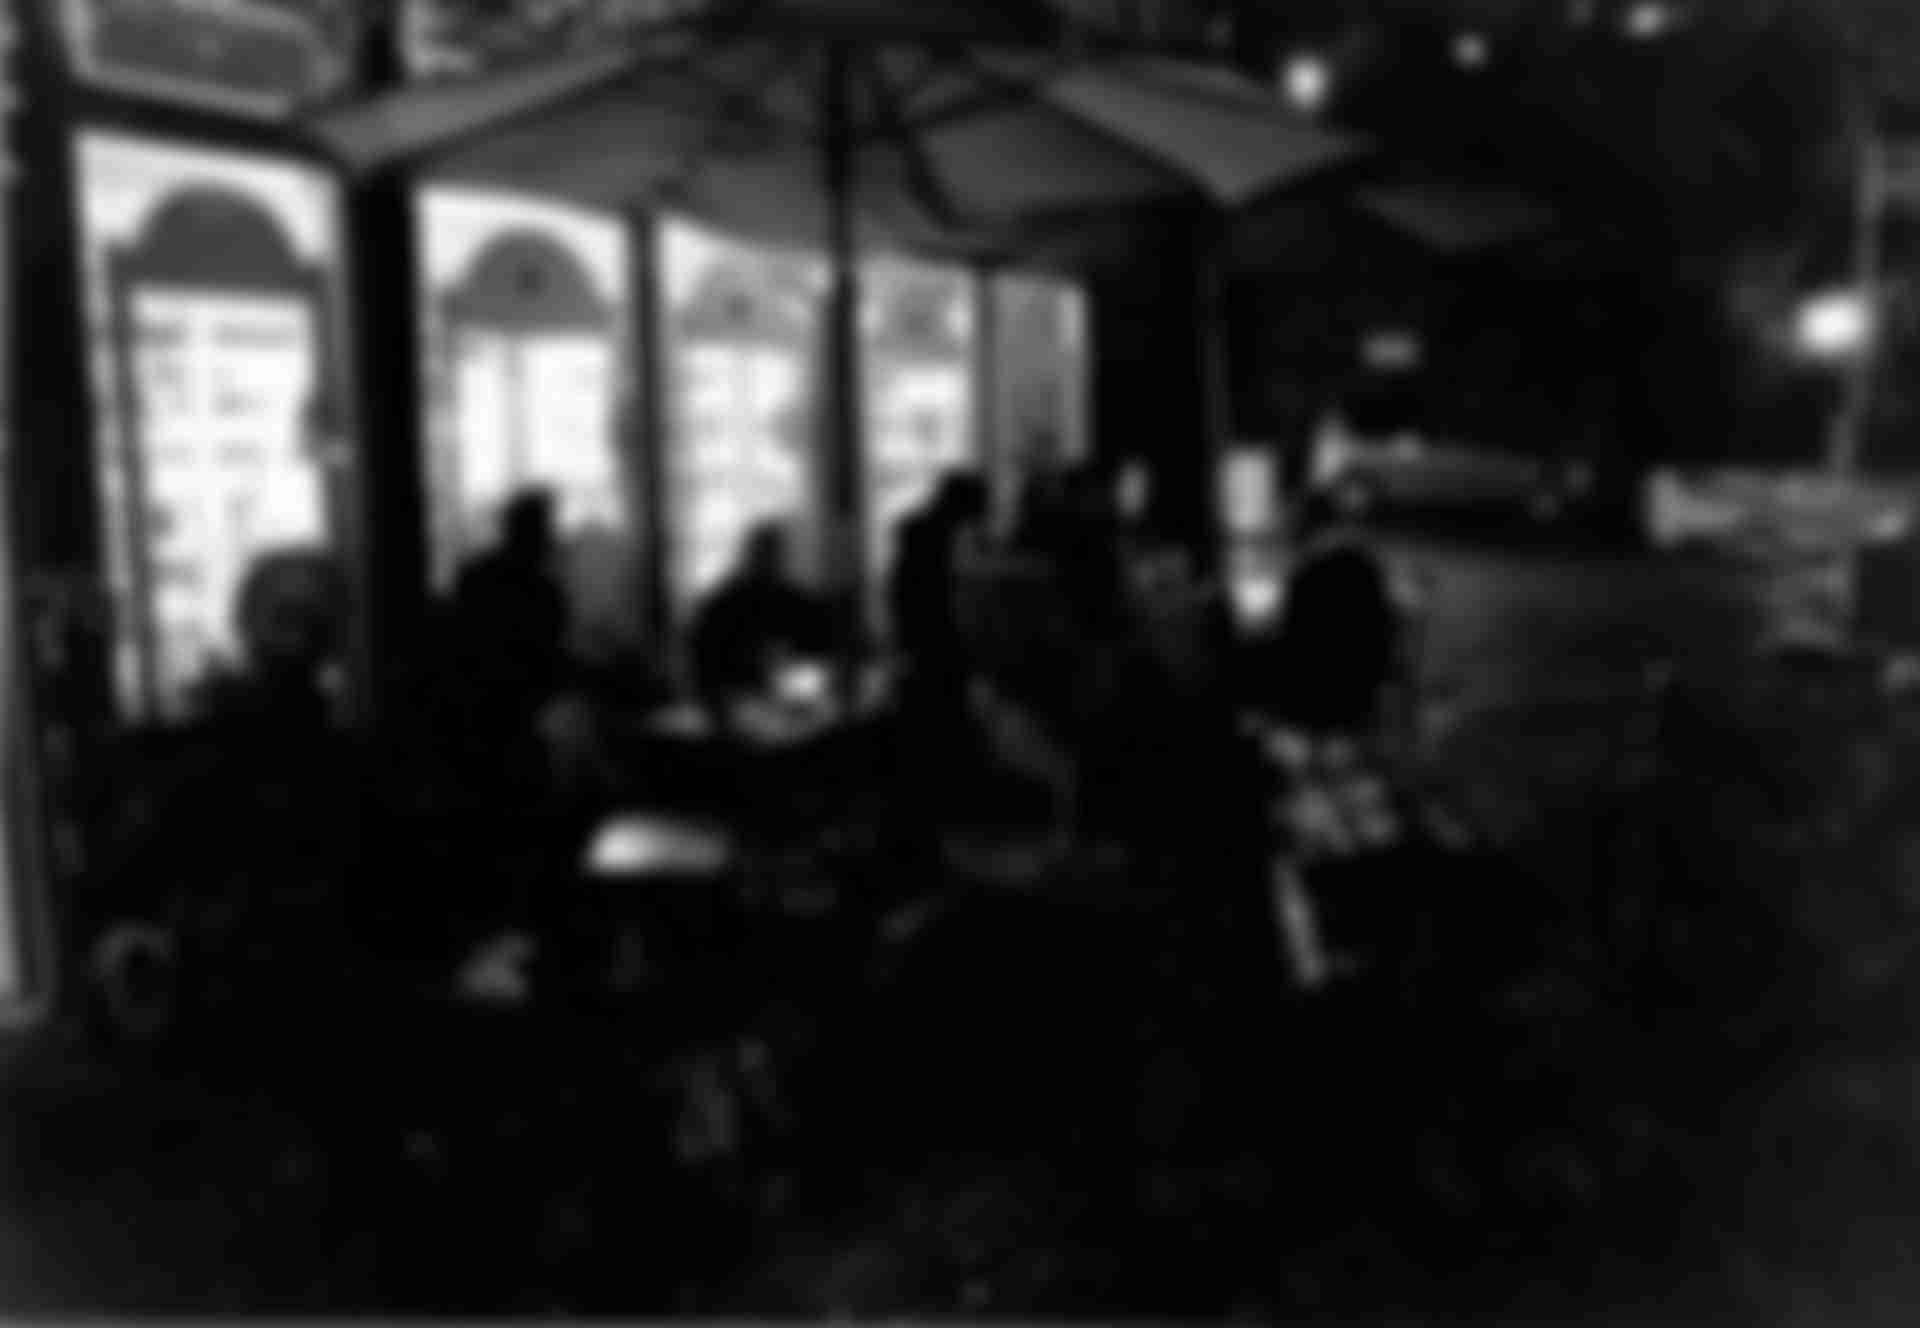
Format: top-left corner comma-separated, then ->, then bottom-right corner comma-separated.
307,1 -> 1364,592
310,9 -> 1362,256
1355,178 -> 1555,257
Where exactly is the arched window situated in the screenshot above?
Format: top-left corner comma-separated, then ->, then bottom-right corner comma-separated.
417,186 -> 639,652
76,131 -> 349,721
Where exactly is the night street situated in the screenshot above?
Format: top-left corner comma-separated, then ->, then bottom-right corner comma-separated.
0,529 -> 1901,1321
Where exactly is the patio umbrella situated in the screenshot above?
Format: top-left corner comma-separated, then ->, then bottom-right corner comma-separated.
307,0 -> 1365,589
1355,178 -> 1556,258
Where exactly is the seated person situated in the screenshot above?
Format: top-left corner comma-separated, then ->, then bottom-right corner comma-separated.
688,523 -> 837,736
92,549 -> 373,1046
448,489 -> 572,738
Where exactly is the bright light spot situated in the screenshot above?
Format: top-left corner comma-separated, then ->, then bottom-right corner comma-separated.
1362,328 -> 1423,371
1624,2 -> 1675,40
1452,31 -> 1490,70
1796,290 -> 1876,361
1282,52 -> 1333,115
585,816 -> 735,877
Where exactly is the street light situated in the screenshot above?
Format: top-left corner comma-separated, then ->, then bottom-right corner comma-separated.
1452,30 -> 1490,71
1281,51 -> 1332,116
1795,288 -> 1876,363
1623,2 -> 1678,42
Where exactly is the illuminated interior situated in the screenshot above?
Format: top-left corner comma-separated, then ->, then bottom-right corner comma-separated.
660,216 -> 828,610
75,131 -> 347,721
863,257 -> 979,587
417,187 -> 639,651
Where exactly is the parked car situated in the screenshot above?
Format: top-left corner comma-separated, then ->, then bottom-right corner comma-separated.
1308,429 -> 1593,524
1645,468 -> 1915,560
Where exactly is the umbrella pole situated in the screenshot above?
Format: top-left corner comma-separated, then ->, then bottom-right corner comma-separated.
1193,207 -> 1230,574
822,43 -> 867,662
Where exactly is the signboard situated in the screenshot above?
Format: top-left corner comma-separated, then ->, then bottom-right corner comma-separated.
1866,135 -> 1920,470
56,0 -> 358,118
402,0 -> 712,79
1219,444 -> 1283,628
1219,445 -> 1278,536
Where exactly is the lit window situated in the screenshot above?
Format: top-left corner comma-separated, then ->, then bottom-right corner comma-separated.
75,131 -> 345,721
418,186 -> 639,651
864,256 -> 979,591
659,216 -> 827,610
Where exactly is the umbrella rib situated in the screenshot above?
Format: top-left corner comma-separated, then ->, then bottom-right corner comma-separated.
876,51 -> 1073,139
861,51 -> 966,232
950,47 -> 1211,204
682,35 -> 811,160
361,58 -> 644,175
376,4 -> 769,175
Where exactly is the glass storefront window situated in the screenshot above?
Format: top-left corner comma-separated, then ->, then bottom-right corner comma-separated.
416,187 -> 638,651
862,258 -> 979,591
659,216 -> 827,615
75,131 -> 350,722
990,273 -> 1090,529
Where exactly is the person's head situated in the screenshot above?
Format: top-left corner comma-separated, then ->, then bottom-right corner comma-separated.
740,521 -> 793,584
1292,492 -> 1347,549
235,549 -> 347,686
935,472 -> 990,527
502,490 -> 557,565
1284,543 -> 1391,642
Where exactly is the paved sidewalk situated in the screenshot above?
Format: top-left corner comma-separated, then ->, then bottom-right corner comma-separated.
0,1025 -> 378,1314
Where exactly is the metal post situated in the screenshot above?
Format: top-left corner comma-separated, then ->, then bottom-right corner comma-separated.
1827,121 -> 1885,641
1193,208 -> 1230,571
1832,129 -> 1883,478
628,211 -> 671,643
0,6 -> 56,1025
506,335 -> 531,492
821,43 -> 866,636
106,261 -> 161,719
970,263 -> 1006,527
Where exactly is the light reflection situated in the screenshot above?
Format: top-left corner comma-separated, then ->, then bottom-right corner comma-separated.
1623,2 -> 1677,41
1282,52 -> 1333,116
1452,31 -> 1490,70
1796,289 -> 1876,361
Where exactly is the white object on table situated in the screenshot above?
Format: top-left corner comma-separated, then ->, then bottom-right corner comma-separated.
584,814 -> 737,877
456,930 -> 537,1008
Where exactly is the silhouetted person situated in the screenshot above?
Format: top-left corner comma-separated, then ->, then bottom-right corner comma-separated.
689,523 -> 833,723
450,490 -> 571,737
197,548 -> 348,735
1013,466 -> 1072,555
889,472 -> 989,691
92,550 -> 369,1057
885,473 -> 992,840
1258,529 -> 1399,737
